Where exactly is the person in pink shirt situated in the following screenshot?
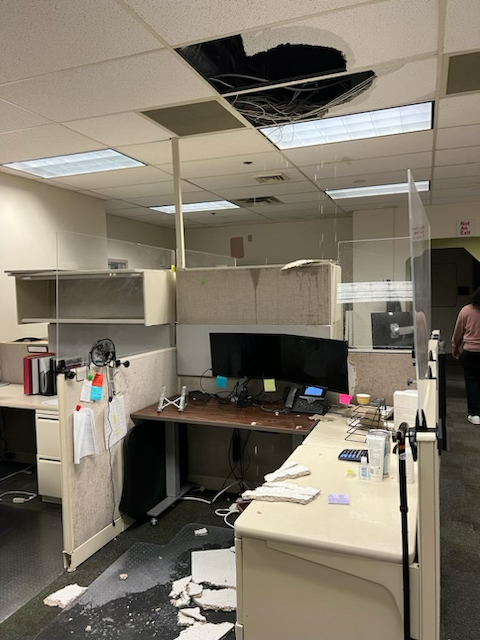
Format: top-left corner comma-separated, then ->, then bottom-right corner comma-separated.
452,288 -> 480,424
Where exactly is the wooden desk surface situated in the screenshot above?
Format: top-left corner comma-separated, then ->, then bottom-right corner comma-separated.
131,399 -> 317,435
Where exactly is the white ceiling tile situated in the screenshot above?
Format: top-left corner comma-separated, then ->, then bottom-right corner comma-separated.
53,166 -> 172,189
131,214 -> 206,228
117,141 -> 172,166
275,191 -> 336,204
249,0 -> 437,72
245,201 -> 334,215
431,176 -> 480,190
105,199 -> 137,211
188,167 -> 305,191
436,124 -> 480,150
123,0 -> 377,46
0,0 -> 163,83
0,124 -> 105,164
282,130 -> 434,167
437,94 -> 480,128
133,191 -> 218,207
92,179 -> 197,199
180,130 -> 273,162
326,58 -> 437,119
0,100 -> 51,133
167,150 -> 291,179
444,0 -> 480,54
214,180 -> 319,200
433,163 -> 480,179
435,146 -> 480,166
430,188 -> 480,199
104,207 -> 153,218
302,152 -> 432,182
63,113 -> 172,147
183,210 -> 267,224
431,193 -> 480,204
0,51 -> 213,121
261,210 -> 340,222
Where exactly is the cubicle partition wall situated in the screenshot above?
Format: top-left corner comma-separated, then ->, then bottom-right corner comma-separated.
58,347 -> 178,571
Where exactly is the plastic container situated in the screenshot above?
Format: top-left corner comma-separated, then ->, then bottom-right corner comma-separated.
369,428 -> 391,478
356,393 -> 371,405
359,456 -> 370,482
366,433 -> 385,482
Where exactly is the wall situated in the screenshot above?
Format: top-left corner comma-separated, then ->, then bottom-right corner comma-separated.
352,202 -> 480,241
106,214 -> 175,250
0,173 -> 106,341
185,217 -> 352,266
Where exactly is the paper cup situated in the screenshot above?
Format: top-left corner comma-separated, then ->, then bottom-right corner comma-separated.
356,393 -> 371,405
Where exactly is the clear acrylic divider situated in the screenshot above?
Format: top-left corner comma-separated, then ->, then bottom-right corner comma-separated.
337,237 -> 413,350
185,249 -> 235,267
54,231 -> 175,360
408,170 -> 432,414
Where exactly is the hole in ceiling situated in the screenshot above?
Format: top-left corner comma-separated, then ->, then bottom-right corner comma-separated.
177,34 -> 375,128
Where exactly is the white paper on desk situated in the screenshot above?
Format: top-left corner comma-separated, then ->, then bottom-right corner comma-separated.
104,395 -> 127,450
73,407 -> 98,465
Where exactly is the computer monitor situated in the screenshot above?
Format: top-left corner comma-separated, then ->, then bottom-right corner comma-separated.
371,311 -> 414,349
209,333 -> 349,393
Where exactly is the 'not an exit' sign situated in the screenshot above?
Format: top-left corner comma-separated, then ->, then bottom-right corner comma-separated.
457,219 -> 475,236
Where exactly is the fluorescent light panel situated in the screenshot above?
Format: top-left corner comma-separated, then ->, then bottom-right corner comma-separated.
261,102 -> 433,149
326,180 -> 429,199
3,149 -> 144,178
150,200 -> 239,214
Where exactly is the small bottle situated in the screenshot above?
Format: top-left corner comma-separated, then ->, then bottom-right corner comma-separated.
359,456 -> 370,482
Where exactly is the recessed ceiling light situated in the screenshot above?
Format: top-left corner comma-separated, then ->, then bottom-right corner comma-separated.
2,149 -> 144,178
150,200 -> 239,214
326,180 -> 430,199
261,102 -> 433,149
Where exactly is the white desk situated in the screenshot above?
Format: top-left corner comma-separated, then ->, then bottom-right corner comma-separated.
235,417 -> 419,640
0,384 -> 61,500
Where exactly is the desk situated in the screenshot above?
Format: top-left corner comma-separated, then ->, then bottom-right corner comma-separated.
235,416 -> 419,640
130,400 -> 318,524
0,384 -> 60,501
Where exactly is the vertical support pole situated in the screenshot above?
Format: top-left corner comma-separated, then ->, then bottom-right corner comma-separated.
172,137 -> 185,269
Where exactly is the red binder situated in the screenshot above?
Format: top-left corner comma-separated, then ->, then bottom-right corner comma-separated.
23,353 -> 55,395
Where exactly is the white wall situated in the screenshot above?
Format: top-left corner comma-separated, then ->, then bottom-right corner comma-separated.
352,202 -> 480,241
185,217 -> 353,265
0,173 -> 106,341
106,214 -> 175,249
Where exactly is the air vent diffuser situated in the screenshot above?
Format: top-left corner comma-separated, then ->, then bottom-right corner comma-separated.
253,174 -> 288,184
446,52 -> 480,95
235,196 -> 281,206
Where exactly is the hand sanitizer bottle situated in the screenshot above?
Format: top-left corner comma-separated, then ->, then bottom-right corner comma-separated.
359,456 -> 370,482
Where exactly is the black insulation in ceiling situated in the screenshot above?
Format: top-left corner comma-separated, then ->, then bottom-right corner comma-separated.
177,35 -> 375,127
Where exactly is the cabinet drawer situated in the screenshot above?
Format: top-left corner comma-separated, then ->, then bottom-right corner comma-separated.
37,458 -> 62,499
36,417 -> 60,459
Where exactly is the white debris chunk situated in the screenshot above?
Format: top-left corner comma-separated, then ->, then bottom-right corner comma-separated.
119,573 -> 128,580
193,588 -> 236,611
170,576 -> 192,598
264,461 -> 311,483
85,625 -> 92,632
229,546 -> 235,553
171,591 -> 191,608
242,482 -> 320,505
178,607 -> 207,626
194,528 -> 208,537
191,549 -> 236,588
44,584 -> 88,609
186,582 -> 203,597
175,622 -> 233,640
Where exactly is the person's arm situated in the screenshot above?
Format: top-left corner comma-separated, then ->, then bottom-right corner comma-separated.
452,308 -> 466,359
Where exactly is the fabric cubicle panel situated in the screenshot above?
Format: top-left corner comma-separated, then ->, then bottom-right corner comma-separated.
59,347 -> 177,570
348,351 -> 415,405
176,264 -> 335,325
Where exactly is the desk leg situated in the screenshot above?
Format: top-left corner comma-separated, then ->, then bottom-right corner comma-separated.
291,434 -> 304,450
147,421 -> 192,525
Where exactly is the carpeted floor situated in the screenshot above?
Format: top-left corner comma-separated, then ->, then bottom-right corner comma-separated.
0,357 -> 479,639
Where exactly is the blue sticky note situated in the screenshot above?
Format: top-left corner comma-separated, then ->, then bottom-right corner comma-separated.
328,493 -> 350,505
216,375 -> 228,389
90,385 -> 103,401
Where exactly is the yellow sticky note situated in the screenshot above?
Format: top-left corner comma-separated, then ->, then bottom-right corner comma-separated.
264,379 -> 276,393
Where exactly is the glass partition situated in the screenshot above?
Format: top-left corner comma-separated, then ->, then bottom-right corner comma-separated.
408,170 -> 431,408
337,237 -> 412,350
54,232 -> 175,360
185,249 -> 235,268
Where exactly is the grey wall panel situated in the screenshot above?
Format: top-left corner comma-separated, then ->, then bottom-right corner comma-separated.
348,351 -> 415,405
177,324 -> 332,376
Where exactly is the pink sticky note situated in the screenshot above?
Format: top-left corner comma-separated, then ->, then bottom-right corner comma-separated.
339,393 -> 353,405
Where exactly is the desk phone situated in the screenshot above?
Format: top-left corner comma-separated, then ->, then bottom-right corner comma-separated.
286,385 -> 329,415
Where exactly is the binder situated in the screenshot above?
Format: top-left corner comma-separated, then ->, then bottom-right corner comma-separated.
23,353 -> 55,395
